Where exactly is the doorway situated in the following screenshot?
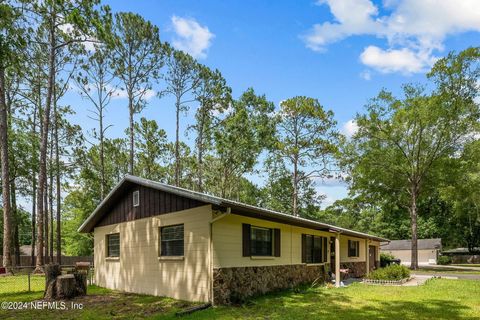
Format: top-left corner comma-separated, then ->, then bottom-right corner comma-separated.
369,245 -> 376,271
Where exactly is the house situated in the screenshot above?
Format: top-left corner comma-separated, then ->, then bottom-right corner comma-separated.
380,239 -> 442,265
78,175 -> 387,304
442,247 -> 480,264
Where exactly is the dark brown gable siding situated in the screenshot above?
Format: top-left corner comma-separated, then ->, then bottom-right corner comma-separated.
97,185 -> 205,228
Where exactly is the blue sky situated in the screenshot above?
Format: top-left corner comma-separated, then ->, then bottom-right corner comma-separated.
63,0 -> 480,207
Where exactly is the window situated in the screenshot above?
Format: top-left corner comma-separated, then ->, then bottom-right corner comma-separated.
133,190 -> 140,207
348,240 -> 360,257
160,224 -> 184,256
107,233 -> 120,258
251,226 -> 273,256
242,224 -> 280,257
302,234 -> 327,263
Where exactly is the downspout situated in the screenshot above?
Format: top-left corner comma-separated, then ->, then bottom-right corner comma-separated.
209,207 -> 231,305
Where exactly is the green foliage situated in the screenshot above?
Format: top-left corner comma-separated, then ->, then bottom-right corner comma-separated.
133,117 -> 168,180
437,256 -> 452,265
272,96 -> 339,216
367,264 -> 411,281
380,252 -> 396,267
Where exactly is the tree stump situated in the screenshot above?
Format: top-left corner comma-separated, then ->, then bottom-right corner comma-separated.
56,274 -> 76,299
44,264 -> 61,299
74,273 -> 87,295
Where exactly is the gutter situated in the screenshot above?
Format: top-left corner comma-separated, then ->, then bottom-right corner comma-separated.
208,207 -> 231,305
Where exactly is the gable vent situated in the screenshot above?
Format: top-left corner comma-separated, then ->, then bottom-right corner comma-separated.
133,190 -> 140,207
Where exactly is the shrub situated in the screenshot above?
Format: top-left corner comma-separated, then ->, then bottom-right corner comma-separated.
367,264 -> 410,281
437,256 -> 452,265
380,252 -> 396,267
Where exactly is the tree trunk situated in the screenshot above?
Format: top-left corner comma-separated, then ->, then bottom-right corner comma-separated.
44,177 -> 49,264
196,111 -> 206,192
31,107 -> 38,267
128,97 -> 134,175
99,101 -> 105,199
36,8 -> 56,273
175,97 -> 181,186
31,177 -> 36,266
292,158 -> 298,217
409,186 -> 419,270
49,162 -> 54,263
11,180 -> 20,266
54,102 -> 61,264
0,65 -> 13,273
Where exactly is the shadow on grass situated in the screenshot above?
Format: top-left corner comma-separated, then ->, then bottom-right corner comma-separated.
190,283 -> 477,320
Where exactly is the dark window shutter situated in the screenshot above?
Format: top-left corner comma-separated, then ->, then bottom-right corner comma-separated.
242,224 -> 251,257
301,234 -> 307,263
274,228 -> 281,257
323,237 -> 328,262
348,240 -> 352,257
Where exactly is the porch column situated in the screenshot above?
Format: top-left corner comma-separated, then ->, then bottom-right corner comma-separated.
365,239 -> 370,276
335,233 -> 340,288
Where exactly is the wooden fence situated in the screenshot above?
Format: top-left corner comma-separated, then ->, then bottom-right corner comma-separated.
0,255 -> 93,267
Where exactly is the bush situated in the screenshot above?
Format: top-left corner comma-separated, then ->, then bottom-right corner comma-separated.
437,256 -> 452,265
367,264 -> 410,281
380,252 -> 396,267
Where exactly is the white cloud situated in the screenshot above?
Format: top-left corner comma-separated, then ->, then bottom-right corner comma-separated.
342,119 -> 359,138
360,70 -> 372,80
360,46 -> 432,74
111,87 -> 155,101
171,16 -> 214,59
304,0 -> 480,74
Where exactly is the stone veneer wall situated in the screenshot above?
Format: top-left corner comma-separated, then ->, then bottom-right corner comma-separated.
213,264 -> 327,304
340,261 -> 367,277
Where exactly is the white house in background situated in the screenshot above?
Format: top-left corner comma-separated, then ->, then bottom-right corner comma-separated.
380,239 -> 442,265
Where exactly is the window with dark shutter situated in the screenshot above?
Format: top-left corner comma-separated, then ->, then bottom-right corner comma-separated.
302,234 -> 327,263
242,225 -> 279,257
107,233 -> 120,257
250,226 -> 273,256
160,224 -> 184,256
348,240 -> 360,257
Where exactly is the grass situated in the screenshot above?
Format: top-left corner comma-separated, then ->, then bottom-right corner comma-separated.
0,279 -> 478,319
0,274 -> 45,294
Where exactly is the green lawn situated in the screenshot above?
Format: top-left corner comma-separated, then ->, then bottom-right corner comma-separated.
0,275 -> 45,294
0,279 -> 479,319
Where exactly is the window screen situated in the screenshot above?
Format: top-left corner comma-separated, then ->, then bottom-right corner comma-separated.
161,224 -> 184,256
303,235 -> 326,263
250,226 -> 273,256
348,240 -> 360,257
107,233 -> 120,257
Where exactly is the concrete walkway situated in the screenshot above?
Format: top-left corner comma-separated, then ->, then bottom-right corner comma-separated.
412,272 -> 480,280
402,275 -> 434,286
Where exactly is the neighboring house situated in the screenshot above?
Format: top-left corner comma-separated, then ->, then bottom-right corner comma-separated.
79,175 -> 387,304
380,239 -> 442,265
442,247 -> 480,264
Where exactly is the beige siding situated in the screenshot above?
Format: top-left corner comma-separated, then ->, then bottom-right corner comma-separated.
94,205 -> 212,302
212,213 -> 372,268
